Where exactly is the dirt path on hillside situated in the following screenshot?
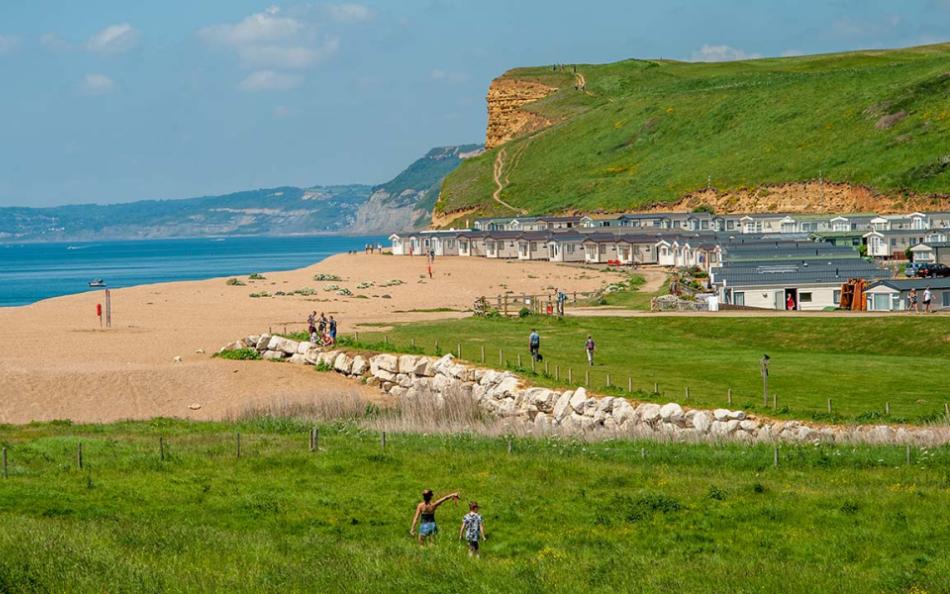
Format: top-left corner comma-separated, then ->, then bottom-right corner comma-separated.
492,148 -> 526,214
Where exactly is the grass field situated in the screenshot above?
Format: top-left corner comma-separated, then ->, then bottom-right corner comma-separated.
438,43 -> 950,218
342,314 -> 950,424
1,420 -> 949,592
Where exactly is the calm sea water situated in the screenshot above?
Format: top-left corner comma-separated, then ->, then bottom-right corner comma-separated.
0,235 -> 386,307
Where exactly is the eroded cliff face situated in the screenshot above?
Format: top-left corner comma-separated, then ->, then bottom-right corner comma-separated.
485,78 -> 558,149
648,182 -> 950,215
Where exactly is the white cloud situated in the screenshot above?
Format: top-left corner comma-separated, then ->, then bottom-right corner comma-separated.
239,70 -> 303,92
237,38 -> 339,69
325,3 -> 375,23
81,73 -> 115,95
199,6 -> 339,71
86,23 -> 140,54
0,34 -> 19,55
199,6 -> 304,46
690,44 -> 761,62
40,32 -> 70,51
781,49 -> 804,57
273,105 -> 292,118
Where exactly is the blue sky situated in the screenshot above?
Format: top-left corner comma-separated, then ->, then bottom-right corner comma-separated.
0,1 -> 947,207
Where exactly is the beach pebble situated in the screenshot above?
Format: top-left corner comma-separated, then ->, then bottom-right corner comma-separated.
188,403 -> 201,410
173,356 -> 183,363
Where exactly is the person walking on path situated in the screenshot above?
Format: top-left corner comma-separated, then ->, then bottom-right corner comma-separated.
318,313 -> 328,336
909,288 -> 919,313
529,329 -> 541,362
556,289 -> 567,316
585,335 -> 595,366
923,286 -> 933,313
460,501 -> 487,558
328,316 -> 338,345
410,489 -> 460,546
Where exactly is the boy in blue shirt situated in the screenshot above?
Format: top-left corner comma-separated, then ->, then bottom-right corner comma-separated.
460,501 -> 486,557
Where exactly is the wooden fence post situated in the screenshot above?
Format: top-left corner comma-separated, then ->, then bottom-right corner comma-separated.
544,360 -> 549,376
159,436 -> 165,462
568,368 -> 573,384
885,402 -> 890,415
500,349 -> 504,366
457,343 -> 462,359
556,365 -> 560,381
77,442 -> 83,470
653,382 -> 658,395
381,432 -> 387,450
507,438 -> 512,455
772,394 -> 777,409
773,446 -> 779,467
585,368 -> 590,386
727,388 -> 733,406
827,398 -> 832,414
685,386 -> 690,401
411,338 -> 415,349
2,447 -> 7,479
517,353 -> 522,368
627,376 -> 632,392
236,433 -> 241,458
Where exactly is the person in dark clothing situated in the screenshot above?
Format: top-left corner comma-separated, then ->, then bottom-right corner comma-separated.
529,329 -> 541,361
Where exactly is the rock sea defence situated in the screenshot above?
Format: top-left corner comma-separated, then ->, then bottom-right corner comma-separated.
224,334 -> 949,446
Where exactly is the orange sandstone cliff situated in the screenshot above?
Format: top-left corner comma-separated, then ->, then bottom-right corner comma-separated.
485,78 -> 558,149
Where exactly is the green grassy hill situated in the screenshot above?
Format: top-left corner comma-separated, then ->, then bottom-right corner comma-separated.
437,43 -> 950,219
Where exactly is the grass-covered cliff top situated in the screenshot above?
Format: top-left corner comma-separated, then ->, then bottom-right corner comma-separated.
438,43 -> 950,219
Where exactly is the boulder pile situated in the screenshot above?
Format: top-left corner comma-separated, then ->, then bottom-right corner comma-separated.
225,334 -> 948,445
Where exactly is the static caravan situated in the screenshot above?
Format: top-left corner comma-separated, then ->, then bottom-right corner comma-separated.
866,278 -> 950,312
389,233 -> 411,256
484,232 -> 522,259
581,234 -> 620,264
546,233 -> 585,262
516,232 -> 551,261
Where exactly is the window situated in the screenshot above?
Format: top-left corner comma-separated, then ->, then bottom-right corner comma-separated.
734,292 -> 745,306
943,292 -> 950,308
799,292 -> 813,303
833,290 -> 841,305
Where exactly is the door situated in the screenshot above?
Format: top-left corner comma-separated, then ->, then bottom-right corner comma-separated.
784,288 -> 798,310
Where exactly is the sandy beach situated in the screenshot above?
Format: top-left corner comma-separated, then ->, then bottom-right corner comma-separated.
0,253 -> 622,424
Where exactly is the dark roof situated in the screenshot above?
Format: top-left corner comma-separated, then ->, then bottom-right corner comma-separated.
713,259 -> 889,287
538,215 -> 582,223
869,278 -> 950,291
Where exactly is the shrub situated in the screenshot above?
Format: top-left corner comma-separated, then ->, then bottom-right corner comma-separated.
518,307 -> 531,318
249,273 -> 266,280
314,274 -> 342,282
226,278 -> 245,286
214,348 -> 261,361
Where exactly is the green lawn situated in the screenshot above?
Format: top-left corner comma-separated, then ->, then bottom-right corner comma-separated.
345,315 -> 950,424
438,43 -> 950,219
1,420 -> 948,592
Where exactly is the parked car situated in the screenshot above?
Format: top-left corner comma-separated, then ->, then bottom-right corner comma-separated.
904,262 -> 923,277
917,263 -> 950,278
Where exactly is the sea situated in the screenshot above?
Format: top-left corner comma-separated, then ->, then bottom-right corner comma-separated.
0,235 -> 386,307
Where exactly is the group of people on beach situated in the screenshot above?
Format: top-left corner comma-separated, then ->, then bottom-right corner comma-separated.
908,287 -> 935,313
307,311 -> 337,346
410,490 -> 487,557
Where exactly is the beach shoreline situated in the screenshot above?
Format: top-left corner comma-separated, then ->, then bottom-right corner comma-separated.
0,253 -> 623,424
